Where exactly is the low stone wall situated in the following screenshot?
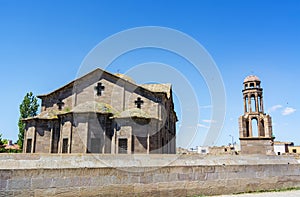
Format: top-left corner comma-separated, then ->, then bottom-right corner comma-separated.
0,154 -> 300,196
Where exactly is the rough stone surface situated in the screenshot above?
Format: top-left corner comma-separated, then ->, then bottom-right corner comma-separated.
216,190 -> 300,197
0,154 -> 300,196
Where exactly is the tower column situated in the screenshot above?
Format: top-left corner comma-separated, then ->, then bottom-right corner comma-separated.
248,117 -> 252,137
255,93 -> 259,112
243,96 -> 247,112
257,118 -> 261,137
260,96 -> 264,113
248,93 -> 251,112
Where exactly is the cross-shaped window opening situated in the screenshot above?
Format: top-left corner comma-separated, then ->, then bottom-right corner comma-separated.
95,82 -> 105,96
57,99 -> 64,110
134,97 -> 144,109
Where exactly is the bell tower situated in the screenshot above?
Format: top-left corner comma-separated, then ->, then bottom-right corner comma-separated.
238,75 -> 275,154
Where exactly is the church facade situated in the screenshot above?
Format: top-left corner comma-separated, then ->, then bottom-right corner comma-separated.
23,69 -> 177,154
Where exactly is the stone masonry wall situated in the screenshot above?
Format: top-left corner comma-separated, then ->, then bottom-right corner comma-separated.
0,154 -> 300,196
240,139 -> 274,155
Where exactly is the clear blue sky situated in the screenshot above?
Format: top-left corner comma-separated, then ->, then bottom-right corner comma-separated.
1,0 -> 300,148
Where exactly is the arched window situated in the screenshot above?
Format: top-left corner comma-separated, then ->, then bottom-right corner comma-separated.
251,118 -> 258,137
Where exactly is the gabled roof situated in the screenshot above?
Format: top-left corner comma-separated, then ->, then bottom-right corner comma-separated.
141,83 -> 172,99
37,68 -> 172,99
37,68 -> 105,98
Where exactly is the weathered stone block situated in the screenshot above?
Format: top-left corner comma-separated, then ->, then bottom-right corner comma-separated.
0,180 -> 7,190
31,178 -> 53,189
0,170 -> 12,180
0,190 -> 13,196
51,177 -> 73,188
202,165 -> 215,173
12,190 -> 34,197
7,179 -> 30,190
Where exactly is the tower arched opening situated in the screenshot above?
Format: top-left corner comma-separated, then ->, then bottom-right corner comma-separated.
245,96 -> 249,112
250,95 -> 256,112
251,118 -> 259,137
258,96 -> 261,112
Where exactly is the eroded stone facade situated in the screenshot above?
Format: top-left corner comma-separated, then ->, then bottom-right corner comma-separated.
23,69 -> 177,154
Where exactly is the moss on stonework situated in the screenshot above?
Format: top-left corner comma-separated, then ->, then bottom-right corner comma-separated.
64,107 -> 71,112
34,109 -> 61,119
72,101 -> 118,114
114,108 -> 153,119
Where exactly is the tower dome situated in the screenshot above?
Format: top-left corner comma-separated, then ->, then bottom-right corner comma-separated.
244,75 -> 260,83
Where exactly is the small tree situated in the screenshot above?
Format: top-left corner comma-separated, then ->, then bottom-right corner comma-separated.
18,92 -> 39,150
0,133 -> 3,146
2,139 -> 8,145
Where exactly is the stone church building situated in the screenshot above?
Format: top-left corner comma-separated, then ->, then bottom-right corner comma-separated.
23,69 -> 177,154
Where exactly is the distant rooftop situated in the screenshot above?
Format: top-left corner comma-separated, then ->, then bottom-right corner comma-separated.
274,141 -> 294,145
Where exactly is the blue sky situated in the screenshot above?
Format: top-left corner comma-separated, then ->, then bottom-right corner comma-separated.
1,0 -> 300,148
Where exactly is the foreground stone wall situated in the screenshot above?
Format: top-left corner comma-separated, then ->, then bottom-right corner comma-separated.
0,154 -> 300,196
